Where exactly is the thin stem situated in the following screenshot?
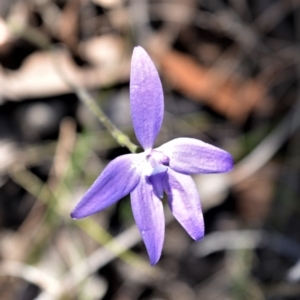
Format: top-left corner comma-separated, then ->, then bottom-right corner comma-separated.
8,22 -> 138,153
76,88 -> 138,153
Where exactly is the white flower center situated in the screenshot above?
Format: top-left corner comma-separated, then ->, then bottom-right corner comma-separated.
145,150 -> 170,198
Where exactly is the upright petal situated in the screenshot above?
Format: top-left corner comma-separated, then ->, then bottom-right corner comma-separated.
71,154 -> 143,219
130,176 -> 165,265
164,169 -> 204,240
157,138 -> 233,174
130,46 -> 164,150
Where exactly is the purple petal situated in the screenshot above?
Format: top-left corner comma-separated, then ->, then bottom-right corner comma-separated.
148,165 -> 168,198
157,138 -> 233,174
130,46 -> 164,150
164,169 -> 204,240
71,154 -> 142,219
130,176 -> 165,265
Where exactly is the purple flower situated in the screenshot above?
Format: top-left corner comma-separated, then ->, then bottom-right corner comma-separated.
71,46 -> 233,265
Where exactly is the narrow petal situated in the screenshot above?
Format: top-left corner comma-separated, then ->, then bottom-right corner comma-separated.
157,138 -> 233,174
130,176 -> 165,265
130,46 -> 164,150
71,154 -> 143,219
164,169 -> 204,240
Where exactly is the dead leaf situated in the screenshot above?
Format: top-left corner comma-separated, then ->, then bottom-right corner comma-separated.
0,35 -> 129,100
92,0 -> 125,8
58,0 -> 81,49
152,48 -> 271,123
0,18 -> 11,46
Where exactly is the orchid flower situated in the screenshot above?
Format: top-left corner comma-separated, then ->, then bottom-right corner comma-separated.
71,46 -> 233,265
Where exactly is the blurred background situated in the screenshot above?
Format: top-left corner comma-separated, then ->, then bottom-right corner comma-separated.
0,0 -> 300,299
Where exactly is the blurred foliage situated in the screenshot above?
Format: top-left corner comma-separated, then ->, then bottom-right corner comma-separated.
0,0 -> 300,299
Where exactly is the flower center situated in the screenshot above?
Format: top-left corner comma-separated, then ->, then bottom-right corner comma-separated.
146,150 -> 170,198
148,150 -> 170,168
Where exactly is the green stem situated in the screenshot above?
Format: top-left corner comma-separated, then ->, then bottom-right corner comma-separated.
8,22 -> 138,153
76,88 -> 138,153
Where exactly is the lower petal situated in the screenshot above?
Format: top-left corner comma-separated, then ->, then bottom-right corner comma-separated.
164,169 -> 204,241
130,176 -> 165,265
71,154 -> 142,219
